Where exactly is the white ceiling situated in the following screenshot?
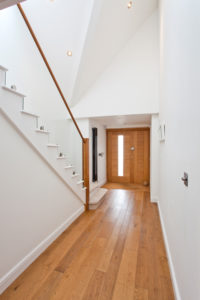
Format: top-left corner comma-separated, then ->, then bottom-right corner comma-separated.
90,114 -> 151,128
71,0 -> 158,106
22,0 -> 157,108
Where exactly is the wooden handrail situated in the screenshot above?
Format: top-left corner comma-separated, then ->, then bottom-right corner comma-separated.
17,3 -> 90,209
17,3 -> 85,142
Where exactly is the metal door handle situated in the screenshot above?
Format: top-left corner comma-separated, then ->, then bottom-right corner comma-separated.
181,172 -> 188,187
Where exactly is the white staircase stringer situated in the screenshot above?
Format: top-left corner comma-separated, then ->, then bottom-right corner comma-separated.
0,107 -> 86,204
0,66 -> 86,203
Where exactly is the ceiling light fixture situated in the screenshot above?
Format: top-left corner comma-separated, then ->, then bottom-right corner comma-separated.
67,50 -> 72,57
127,1 -> 132,9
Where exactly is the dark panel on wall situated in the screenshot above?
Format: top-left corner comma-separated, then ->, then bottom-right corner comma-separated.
92,127 -> 98,182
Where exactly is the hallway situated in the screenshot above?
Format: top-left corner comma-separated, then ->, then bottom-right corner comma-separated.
1,189 -> 174,300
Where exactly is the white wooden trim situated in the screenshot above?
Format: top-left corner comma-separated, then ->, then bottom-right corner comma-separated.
158,202 -> 182,300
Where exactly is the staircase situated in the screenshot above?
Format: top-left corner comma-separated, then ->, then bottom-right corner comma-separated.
0,65 -> 86,204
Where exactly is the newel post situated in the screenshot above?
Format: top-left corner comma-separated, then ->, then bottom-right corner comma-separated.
83,138 -> 89,210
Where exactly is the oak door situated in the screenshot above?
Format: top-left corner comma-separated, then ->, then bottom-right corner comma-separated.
107,129 -> 150,184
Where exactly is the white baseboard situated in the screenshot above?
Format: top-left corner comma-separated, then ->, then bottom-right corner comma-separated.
151,196 -> 158,203
157,202 -> 182,300
0,206 -> 84,295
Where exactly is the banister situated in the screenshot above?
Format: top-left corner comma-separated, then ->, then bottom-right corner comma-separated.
17,3 -> 85,142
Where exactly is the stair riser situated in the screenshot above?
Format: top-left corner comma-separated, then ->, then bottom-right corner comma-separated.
0,71 -> 6,85
0,90 -> 23,117
56,159 -> 68,169
21,114 -> 38,131
46,147 -> 59,159
65,167 -> 74,173
34,133 -> 49,147
72,176 -> 81,182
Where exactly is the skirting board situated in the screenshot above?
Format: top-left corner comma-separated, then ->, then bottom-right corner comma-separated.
0,205 -> 85,295
158,202 -> 182,300
151,196 -> 158,203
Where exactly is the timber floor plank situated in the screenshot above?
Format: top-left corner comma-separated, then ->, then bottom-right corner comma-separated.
0,189 -> 174,300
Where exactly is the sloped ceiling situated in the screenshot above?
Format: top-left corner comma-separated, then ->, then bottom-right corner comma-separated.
71,11 -> 159,119
71,0 -> 158,106
22,0 -> 157,107
22,0 -> 94,102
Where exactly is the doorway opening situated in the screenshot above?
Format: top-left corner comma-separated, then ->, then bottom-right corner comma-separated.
104,128 -> 150,191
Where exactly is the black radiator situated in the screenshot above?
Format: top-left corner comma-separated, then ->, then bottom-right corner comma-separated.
92,127 -> 98,182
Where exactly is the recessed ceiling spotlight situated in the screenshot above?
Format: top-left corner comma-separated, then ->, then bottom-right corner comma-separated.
127,1 -> 132,9
67,50 -> 72,57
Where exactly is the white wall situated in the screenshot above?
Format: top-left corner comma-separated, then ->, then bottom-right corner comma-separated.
89,119 -> 107,191
63,117 -> 107,191
22,0 -> 94,103
71,0 -> 158,106
72,10 -> 159,118
159,0 -> 200,299
0,0 -> 94,117
0,112 -> 84,294
150,114 -> 159,202
0,6 -> 67,119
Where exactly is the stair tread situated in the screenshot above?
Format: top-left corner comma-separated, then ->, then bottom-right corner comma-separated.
21,110 -> 39,117
77,180 -> 84,184
72,173 -> 79,178
35,129 -> 49,134
2,85 -> 26,97
47,143 -> 59,147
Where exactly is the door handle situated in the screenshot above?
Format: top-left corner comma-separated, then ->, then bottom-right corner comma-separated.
181,172 -> 188,187
130,146 -> 135,151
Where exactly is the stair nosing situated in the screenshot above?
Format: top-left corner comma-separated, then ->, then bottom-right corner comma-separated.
77,180 -> 84,185
47,144 -> 59,147
71,173 -> 79,178
35,129 -> 49,134
21,110 -> 39,118
2,85 -> 26,97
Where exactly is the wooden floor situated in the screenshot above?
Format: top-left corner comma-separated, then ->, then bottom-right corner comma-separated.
102,182 -> 150,192
1,190 -> 174,300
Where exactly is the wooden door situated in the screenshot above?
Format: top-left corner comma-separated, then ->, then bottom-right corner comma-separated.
107,128 -> 150,185
107,130 -> 131,183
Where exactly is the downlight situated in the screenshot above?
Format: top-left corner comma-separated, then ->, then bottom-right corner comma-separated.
67,50 -> 72,57
127,1 -> 132,9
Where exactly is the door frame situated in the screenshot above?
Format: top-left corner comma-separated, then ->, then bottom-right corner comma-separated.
106,127 -> 150,184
